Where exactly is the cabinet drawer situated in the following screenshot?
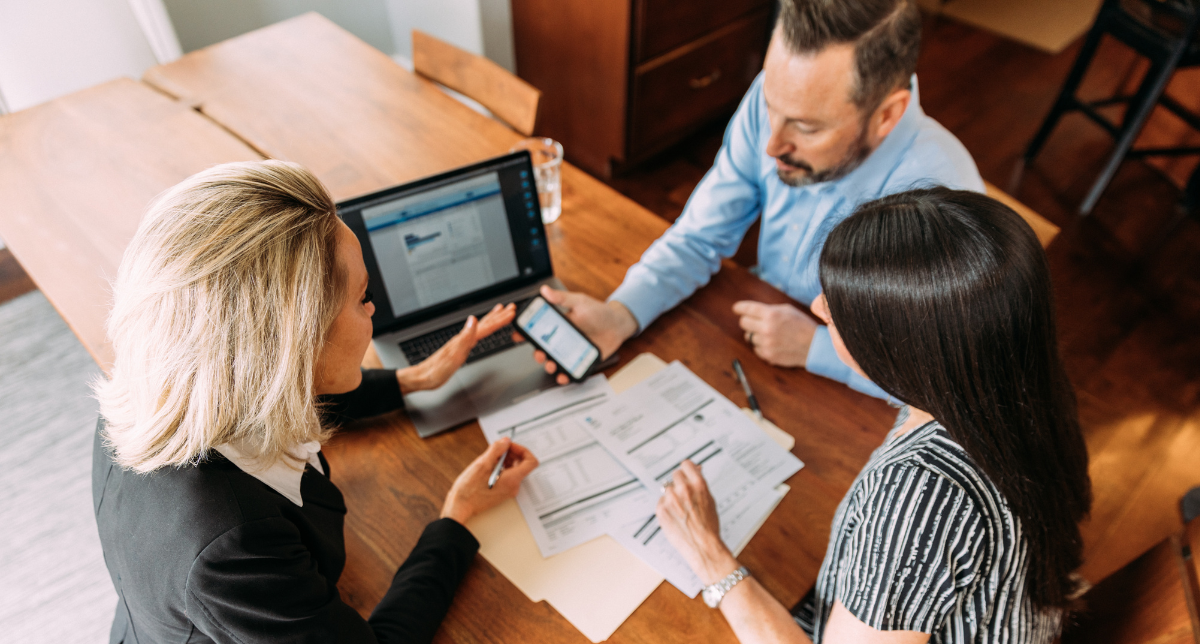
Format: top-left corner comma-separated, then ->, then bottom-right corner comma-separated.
636,0 -> 771,62
629,11 -> 769,158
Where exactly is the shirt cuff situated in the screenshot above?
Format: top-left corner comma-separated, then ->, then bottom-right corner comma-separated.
805,326 -> 891,401
607,282 -> 658,336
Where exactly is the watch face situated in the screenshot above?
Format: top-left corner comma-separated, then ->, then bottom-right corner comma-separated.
702,586 -> 721,608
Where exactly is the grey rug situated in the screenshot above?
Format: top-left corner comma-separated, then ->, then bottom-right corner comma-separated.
0,291 -> 113,642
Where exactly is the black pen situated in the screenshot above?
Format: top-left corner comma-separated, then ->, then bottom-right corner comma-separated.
732,359 -> 763,420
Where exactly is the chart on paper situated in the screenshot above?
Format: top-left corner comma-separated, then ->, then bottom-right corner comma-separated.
478,376 -> 653,557
582,362 -> 801,507
581,361 -> 803,593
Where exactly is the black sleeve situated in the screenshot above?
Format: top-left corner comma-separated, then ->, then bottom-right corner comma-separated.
187,517 -> 379,643
368,518 -> 481,644
186,517 -> 479,644
319,369 -> 405,426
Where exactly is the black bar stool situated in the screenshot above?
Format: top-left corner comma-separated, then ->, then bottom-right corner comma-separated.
1023,0 -> 1200,215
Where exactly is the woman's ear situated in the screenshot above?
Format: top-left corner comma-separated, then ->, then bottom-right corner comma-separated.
811,293 -> 832,326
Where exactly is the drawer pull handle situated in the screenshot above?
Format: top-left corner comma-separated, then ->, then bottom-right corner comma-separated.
689,69 -> 722,89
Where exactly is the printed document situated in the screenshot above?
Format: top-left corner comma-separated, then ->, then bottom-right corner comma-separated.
581,361 -> 804,594
478,376 -> 652,557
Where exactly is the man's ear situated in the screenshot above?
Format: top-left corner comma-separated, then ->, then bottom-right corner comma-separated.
867,87 -> 911,147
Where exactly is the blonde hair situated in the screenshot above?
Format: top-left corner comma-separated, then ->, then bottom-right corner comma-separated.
95,160 -> 345,473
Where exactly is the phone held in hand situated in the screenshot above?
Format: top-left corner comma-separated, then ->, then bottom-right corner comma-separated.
516,296 -> 601,382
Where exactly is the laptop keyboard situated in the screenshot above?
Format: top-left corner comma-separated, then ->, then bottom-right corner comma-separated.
400,321 -> 519,366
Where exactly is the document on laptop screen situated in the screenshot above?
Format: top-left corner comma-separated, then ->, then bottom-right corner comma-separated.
478,376 -> 653,557
361,172 -> 520,317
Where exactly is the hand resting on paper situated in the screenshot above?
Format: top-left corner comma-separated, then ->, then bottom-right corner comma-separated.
654,460 -> 740,586
440,437 -> 538,525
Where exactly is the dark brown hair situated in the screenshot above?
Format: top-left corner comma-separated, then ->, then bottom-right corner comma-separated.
818,187 -> 1092,611
777,0 -> 922,112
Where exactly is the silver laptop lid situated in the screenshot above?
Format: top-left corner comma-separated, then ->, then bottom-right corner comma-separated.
338,151 -> 552,338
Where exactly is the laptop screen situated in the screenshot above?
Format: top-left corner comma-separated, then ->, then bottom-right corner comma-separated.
339,152 -> 552,335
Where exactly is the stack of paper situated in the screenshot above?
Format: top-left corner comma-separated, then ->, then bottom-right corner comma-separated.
581,361 -> 803,597
468,354 -> 803,641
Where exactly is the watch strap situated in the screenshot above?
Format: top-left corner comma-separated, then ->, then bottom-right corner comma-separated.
703,565 -> 749,608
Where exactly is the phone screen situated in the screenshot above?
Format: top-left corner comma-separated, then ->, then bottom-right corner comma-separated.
516,297 -> 600,381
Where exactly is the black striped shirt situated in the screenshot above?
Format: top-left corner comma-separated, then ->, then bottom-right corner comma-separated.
793,409 -> 1060,643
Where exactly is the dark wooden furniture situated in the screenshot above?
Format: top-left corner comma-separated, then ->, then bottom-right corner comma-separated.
1,13 -> 893,642
511,0 -> 773,177
1060,517 -> 1200,644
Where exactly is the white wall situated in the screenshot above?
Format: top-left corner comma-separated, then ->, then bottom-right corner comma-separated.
386,0 -> 515,72
0,0 -> 517,118
160,0 -> 514,73
0,0 -> 159,112
161,0 -> 396,56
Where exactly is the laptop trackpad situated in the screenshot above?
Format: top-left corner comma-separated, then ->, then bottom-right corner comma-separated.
404,345 -> 551,437
463,346 -> 553,415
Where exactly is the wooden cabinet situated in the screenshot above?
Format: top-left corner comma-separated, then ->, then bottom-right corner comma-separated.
512,0 -> 772,178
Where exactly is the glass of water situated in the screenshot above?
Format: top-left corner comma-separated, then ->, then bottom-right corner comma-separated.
510,137 -> 563,224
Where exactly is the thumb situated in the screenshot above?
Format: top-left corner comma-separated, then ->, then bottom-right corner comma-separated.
457,315 -> 478,340
540,284 -> 568,305
481,436 -> 511,464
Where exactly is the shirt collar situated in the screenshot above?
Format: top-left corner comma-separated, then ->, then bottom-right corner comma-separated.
215,439 -> 324,507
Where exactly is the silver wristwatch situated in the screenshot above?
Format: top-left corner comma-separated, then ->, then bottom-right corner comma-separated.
701,566 -> 749,608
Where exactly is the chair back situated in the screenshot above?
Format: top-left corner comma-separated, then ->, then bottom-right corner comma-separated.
984,182 -> 1060,248
412,30 -> 541,136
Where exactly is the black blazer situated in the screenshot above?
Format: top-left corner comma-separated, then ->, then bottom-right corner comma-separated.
92,370 -> 479,643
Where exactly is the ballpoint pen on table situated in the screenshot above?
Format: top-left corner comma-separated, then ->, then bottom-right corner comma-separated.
487,430 -> 513,489
732,358 -> 763,420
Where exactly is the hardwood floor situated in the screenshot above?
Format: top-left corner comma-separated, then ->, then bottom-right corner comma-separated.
601,16 -> 1200,584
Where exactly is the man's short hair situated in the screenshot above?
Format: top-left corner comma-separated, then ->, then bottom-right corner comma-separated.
778,0 -> 922,112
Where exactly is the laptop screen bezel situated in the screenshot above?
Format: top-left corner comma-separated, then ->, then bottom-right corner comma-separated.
337,151 -> 553,338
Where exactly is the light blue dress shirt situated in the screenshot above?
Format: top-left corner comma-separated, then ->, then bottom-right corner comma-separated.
609,73 -> 984,399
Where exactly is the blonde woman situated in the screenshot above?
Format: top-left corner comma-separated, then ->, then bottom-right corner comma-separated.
92,160 -> 538,643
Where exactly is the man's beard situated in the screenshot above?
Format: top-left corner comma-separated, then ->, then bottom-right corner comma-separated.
775,127 -> 872,188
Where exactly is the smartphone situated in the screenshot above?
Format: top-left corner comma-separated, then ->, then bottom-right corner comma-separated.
515,296 -> 602,382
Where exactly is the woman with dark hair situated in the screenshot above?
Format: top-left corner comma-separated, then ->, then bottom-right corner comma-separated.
655,187 -> 1091,643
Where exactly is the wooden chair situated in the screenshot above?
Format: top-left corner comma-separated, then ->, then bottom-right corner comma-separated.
985,181 -> 1061,248
1059,515 -> 1200,644
411,30 -> 541,137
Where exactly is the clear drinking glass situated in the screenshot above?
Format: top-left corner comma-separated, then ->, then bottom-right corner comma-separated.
510,137 -> 563,224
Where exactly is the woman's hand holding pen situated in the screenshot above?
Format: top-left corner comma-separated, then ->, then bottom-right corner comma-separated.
440,437 -> 538,525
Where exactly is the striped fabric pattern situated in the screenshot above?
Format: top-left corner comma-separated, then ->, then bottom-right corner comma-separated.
793,409 -> 1060,643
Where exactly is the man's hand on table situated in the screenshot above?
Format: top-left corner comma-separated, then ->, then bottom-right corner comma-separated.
515,285 -> 637,386
732,301 -> 819,368
397,303 -> 517,394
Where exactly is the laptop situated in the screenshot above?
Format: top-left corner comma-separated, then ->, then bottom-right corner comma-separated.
339,151 -> 560,437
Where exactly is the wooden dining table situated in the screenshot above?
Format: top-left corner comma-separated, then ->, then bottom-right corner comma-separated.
0,12 -> 895,643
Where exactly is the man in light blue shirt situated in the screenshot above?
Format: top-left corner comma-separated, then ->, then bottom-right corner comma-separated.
534,0 -> 982,399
